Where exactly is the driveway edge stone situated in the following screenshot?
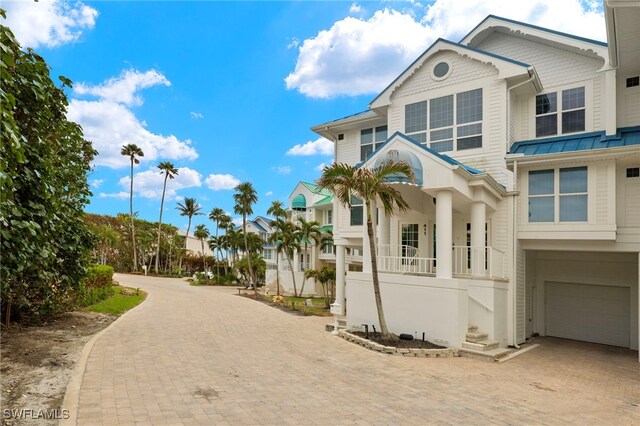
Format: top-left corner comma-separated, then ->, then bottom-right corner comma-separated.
60,291 -> 148,426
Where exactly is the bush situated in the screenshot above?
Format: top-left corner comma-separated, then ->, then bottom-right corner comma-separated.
77,265 -> 115,306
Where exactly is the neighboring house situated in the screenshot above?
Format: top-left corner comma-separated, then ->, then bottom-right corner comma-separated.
178,231 -> 214,257
233,215 -> 277,266
265,182 -> 363,296
311,5 -> 640,356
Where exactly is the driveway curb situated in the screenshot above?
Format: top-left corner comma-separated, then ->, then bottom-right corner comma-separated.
60,290 -> 148,426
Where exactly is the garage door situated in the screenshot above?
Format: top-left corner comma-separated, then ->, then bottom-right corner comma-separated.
545,282 -> 630,347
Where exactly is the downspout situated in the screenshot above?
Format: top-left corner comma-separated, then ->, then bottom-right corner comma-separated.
506,69 -> 537,153
512,159 -> 520,349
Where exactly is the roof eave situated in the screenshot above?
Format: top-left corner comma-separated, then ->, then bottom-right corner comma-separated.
506,145 -> 640,166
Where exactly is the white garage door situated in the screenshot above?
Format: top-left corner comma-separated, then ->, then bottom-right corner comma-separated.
545,282 -> 630,347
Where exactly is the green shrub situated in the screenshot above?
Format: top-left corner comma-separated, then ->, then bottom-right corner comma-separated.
84,265 -> 114,289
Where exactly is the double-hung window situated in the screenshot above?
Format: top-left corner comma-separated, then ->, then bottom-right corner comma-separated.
535,87 -> 585,137
350,196 -> 363,226
327,209 -> 333,225
405,88 -> 482,152
528,167 -> 587,222
360,125 -> 388,161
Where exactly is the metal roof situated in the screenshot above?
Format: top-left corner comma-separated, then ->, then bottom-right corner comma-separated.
509,126 -> 640,156
300,182 -> 333,197
314,195 -> 333,206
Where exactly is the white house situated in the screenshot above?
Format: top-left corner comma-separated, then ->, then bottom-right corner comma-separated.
311,5 -> 640,357
179,231 -> 214,257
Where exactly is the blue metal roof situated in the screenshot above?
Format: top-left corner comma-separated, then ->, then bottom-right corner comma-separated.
509,126 -> 640,156
461,15 -> 608,48
313,109 -> 378,128
357,131 -> 484,175
250,220 -> 267,233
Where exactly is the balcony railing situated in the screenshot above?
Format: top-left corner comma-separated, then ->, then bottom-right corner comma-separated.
452,246 -> 507,280
377,245 -> 435,275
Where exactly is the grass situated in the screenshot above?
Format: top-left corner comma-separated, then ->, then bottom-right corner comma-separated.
272,295 -> 332,316
86,286 -> 147,315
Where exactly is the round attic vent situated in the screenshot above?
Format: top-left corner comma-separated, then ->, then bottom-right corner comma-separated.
432,61 -> 451,80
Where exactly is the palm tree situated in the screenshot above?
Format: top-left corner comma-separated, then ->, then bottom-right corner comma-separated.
318,161 -> 415,338
209,207 -> 226,280
233,182 -> 258,294
296,217 -> 322,297
121,144 -> 144,271
274,219 -> 301,297
218,214 -> 232,275
176,197 -> 203,272
155,162 -> 179,274
267,201 -> 287,296
224,226 -> 243,269
193,224 -> 209,272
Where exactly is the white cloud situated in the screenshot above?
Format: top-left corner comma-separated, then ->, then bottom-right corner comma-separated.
204,174 -> 241,191
190,112 -> 204,119
315,163 -> 328,172
232,217 -> 244,227
350,3 -> 363,14
265,191 -> 273,197
74,69 -> 170,106
89,178 -> 104,188
285,1 -> 605,98
273,166 -> 292,175
118,167 -> 202,199
98,191 -> 128,199
2,0 -> 98,49
287,37 -> 300,49
286,137 -> 333,156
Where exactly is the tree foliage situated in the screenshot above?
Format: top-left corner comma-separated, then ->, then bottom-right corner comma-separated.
0,16 -> 96,323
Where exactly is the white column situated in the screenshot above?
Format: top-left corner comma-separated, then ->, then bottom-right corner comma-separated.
362,206 -> 372,273
471,201 -> 486,276
378,207 -> 391,246
605,68 -> 617,136
436,190 -> 452,279
331,244 -> 346,316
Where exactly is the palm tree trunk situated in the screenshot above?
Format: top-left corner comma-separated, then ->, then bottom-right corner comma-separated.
155,173 -> 169,274
242,214 -> 256,295
366,201 -> 389,337
275,250 -> 280,296
129,159 -> 137,271
298,243 -> 308,297
179,218 -> 191,273
288,256 -> 297,297
215,222 -> 221,281
201,239 -> 206,271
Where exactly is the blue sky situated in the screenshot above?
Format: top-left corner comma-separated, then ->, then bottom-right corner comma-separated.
3,0 -> 605,232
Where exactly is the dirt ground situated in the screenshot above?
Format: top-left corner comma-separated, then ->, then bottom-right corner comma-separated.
0,311 -> 115,425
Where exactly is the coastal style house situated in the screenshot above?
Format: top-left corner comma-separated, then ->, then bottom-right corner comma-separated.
265,182 -> 363,295
311,4 -> 640,357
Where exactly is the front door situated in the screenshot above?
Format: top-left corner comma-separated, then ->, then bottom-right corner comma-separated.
401,223 -> 419,260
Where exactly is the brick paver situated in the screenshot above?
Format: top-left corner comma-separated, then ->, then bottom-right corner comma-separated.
73,274 -> 639,425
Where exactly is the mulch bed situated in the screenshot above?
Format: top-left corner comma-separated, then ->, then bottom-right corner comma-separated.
351,331 -> 445,349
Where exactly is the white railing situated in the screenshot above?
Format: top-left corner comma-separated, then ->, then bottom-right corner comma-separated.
452,246 -> 507,280
376,244 -> 435,275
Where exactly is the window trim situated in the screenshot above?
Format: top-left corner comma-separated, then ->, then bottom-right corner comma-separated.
527,166 -> 588,224
350,196 -> 364,226
360,125 -> 388,161
532,83 -> 590,139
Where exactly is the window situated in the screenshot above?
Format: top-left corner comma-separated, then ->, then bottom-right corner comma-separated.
626,76 -> 639,88
536,87 -> 585,137
338,133 -> 344,140
405,88 -> 482,152
627,167 -> 640,178
433,62 -> 450,79
401,224 -> 418,260
360,125 -> 388,161
327,209 -> 333,224
528,167 -> 587,222
350,196 -> 363,226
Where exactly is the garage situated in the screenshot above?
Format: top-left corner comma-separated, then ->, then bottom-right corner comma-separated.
545,282 -> 630,347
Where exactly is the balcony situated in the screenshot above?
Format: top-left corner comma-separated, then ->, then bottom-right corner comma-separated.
376,245 -> 507,280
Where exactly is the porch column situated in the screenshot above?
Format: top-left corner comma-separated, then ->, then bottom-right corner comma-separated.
471,201 -> 486,276
378,207 -> 391,246
331,244 -> 346,316
436,190 -> 452,279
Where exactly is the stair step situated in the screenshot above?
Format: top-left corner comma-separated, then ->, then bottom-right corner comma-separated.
467,325 -> 478,333
459,347 -> 511,362
465,332 -> 489,343
462,340 -> 499,351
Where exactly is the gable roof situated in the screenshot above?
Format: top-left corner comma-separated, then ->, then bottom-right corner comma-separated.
460,15 -> 608,48
370,38 -> 533,109
314,195 -> 333,206
300,181 -> 333,197
509,126 -> 640,156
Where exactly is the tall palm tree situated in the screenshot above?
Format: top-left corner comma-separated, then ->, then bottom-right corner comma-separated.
155,162 -> 179,274
224,226 -> 243,268
176,197 -> 202,272
275,220 -> 301,297
267,201 -> 287,296
209,207 -> 226,280
318,161 -> 415,338
193,224 -> 210,272
218,214 -> 232,275
233,182 -> 258,294
120,144 -> 144,271
296,217 -> 322,297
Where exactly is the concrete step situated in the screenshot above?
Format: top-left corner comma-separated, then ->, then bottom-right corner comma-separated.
467,325 -> 478,333
461,340 -> 499,351
459,347 -> 511,362
465,332 -> 489,343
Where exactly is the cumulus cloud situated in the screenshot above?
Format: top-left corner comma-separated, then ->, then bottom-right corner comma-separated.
89,178 -> 104,188
74,69 -> 170,106
204,174 -> 241,191
350,3 -> 363,14
232,217 -> 244,227
2,0 -> 98,49
118,167 -> 202,200
286,37 -> 300,49
273,166 -> 292,175
190,112 -> 204,119
285,1 -> 605,98
265,191 -> 273,197
98,191 -> 128,199
286,137 -> 333,156
315,163 -> 328,172
67,69 -> 198,169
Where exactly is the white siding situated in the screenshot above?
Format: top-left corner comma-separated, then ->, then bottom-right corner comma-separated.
618,80 -> 640,128
596,165 -> 609,224
515,242 -> 526,344
335,128 -> 360,164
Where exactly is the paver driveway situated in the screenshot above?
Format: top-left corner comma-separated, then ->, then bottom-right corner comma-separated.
70,274 -> 639,425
